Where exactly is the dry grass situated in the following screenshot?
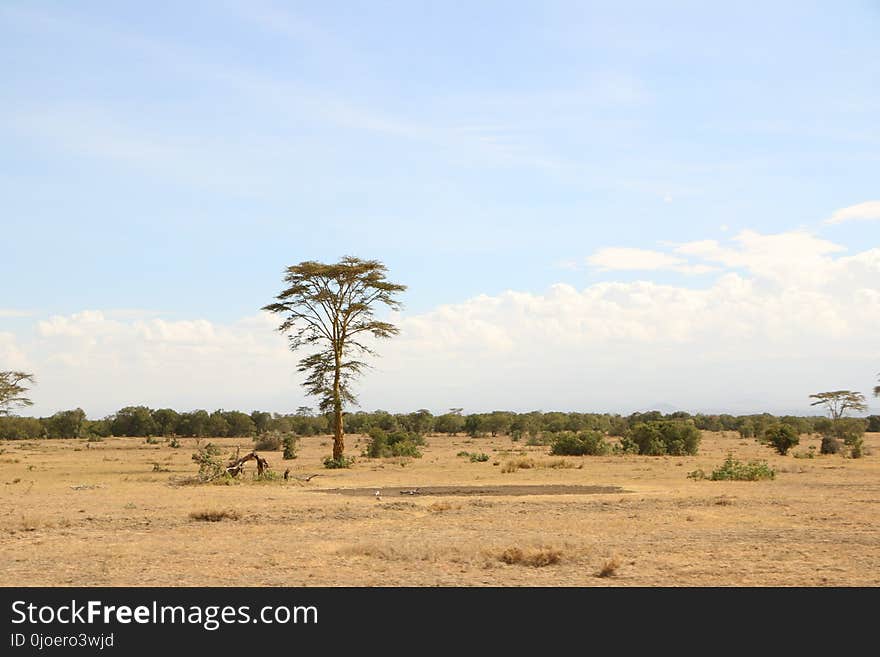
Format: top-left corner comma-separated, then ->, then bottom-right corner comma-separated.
188,509 -> 240,522
498,546 -> 563,567
428,501 -> 460,512
2,431 -> 880,586
5,513 -> 68,533
595,555 -> 621,578
502,457 -> 581,473
501,458 -> 534,473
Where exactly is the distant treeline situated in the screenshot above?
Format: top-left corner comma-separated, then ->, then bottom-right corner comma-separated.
1,406 -> 878,440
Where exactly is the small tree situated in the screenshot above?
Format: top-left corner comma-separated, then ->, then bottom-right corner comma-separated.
550,430 -> 609,456
810,391 -> 867,455
762,423 -> 799,455
809,391 -> 867,421
263,257 -> 406,463
874,373 -> 879,398
625,420 -> 701,456
282,434 -> 298,460
0,371 -> 35,416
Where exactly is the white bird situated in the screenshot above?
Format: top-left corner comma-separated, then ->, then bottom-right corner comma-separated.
375,490 -> 382,500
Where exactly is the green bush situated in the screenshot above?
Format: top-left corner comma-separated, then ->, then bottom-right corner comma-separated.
323,455 -> 355,469
0,416 -> 44,440
847,434 -> 864,459
254,431 -> 283,451
625,421 -> 701,456
191,446 -> 223,480
792,446 -> 816,459
762,423 -> 799,455
549,431 -> 609,456
469,452 -> 490,462
705,454 -> 775,481
391,440 -> 422,458
168,437 -> 180,448
365,428 -> 423,458
282,434 -> 298,460
835,418 -> 866,458
820,435 -> 842,455
613,436 -> 641,455
203,442 -> 222,457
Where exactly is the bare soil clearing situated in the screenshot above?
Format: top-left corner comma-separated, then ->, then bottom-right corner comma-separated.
1,431 -> 878,586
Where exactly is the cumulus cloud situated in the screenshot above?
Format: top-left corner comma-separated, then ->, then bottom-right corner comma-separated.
673,230 -> 851,288
586,247 -> 719,275
825,201 -> 880,225
7,229 -> 880,417
0,332 -> 31,370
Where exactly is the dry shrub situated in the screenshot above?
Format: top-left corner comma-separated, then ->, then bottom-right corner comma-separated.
542,458 -> 578,469
189,509 -> 240,522
502,458 -> 535,473
498,546 -> 562,567
502,457 -> 579,473
381,501 -> 417,511
8,514 -> 57,533
595,555 -> 621,578
428,501 -> 460,513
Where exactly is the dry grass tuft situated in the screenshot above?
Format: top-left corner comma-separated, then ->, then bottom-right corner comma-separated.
188,509 -> 240,522
502,457 -> 579,473
542,458 -> 579,469
381,501 -> 417,511
595,555 -> 621,578
7,514 -> 58,533
336,542 -> 467,563
501,457 -> 535,473
428,501 -> 460,513
498,546 -> 562,567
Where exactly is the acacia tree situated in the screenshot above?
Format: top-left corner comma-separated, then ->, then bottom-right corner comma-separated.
809,390 -> 867,420
0,371 -> 35,416
263,257 -> 406,462
874,374 -> 879,398
810,390 -> 868,455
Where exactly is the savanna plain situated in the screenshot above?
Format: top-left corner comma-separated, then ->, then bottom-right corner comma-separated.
2,431 -> 878,586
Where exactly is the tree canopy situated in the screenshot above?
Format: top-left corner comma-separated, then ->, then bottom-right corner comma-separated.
809,390 -> 868,420
0,371 -> 35,416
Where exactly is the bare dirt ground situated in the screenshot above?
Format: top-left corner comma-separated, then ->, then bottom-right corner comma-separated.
1,431 -> 878,586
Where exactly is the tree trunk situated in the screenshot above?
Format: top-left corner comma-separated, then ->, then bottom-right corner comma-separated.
332,351 -> 344,460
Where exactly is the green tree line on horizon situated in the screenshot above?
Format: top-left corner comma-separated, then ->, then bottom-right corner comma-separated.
1,404 -> 878,441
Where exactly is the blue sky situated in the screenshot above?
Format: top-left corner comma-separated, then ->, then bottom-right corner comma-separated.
1,1 -> 879,416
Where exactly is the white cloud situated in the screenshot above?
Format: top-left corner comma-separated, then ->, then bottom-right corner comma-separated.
0,332 -> 31,371
825,201 -> 880,225
587,247 -> 719,275
674,230 -> 849,287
